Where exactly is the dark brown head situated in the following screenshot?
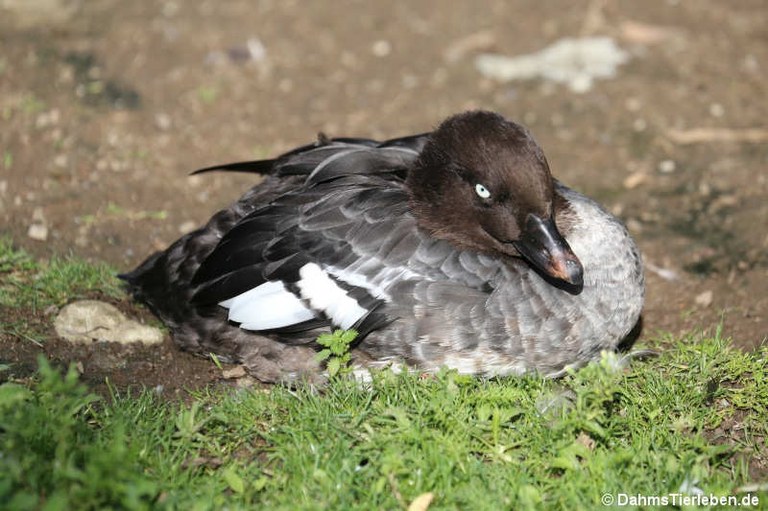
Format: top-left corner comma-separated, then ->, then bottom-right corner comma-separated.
407,111 -> 583,290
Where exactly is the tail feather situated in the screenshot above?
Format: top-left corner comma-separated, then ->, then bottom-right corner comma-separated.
191,159 -> 277,176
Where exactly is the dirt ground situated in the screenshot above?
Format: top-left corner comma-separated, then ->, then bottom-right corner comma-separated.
1,0 -> 766,392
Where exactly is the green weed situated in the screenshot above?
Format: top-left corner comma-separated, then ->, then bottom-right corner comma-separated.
315,329 -> 358,377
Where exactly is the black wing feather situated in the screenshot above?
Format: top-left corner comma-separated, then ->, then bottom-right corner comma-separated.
187,135 -> 431,336
191,158 -> 277,176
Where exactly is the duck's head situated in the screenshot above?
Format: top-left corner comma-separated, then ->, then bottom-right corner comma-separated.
407,110 -> 583,291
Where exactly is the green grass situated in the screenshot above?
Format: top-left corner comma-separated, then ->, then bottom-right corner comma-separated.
1,336 -> 766,510
0,238 -> 122,311
1,237 -> 766,509
0,238 -> 123,341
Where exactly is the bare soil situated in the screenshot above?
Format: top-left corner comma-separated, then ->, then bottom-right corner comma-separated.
1,0 -> 766,393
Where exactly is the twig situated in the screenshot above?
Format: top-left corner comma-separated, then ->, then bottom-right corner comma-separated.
667,128 -> 768,144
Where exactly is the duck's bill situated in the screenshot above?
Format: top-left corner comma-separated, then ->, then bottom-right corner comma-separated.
513,215 -> 584,288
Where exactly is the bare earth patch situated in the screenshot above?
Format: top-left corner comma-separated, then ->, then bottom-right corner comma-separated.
1,0 -> 766,393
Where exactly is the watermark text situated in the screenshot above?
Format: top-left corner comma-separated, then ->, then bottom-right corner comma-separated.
601,492 -> 760,507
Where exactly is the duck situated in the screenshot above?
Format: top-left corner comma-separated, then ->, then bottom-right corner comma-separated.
121,110 -> 644,383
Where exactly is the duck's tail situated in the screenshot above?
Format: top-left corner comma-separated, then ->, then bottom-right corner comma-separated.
190,131 -> 429,177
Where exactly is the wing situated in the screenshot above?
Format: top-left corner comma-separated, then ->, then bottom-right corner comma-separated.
189,140 -> 426,338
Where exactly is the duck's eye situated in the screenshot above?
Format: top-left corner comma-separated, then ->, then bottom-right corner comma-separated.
475,183 -> 491,199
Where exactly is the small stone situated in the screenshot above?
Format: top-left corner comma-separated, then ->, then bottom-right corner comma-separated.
371,40 -> 391,57
54,154 -> 68,168
709,103 -> 724,118
278,78 -> 294,93
625,97 -> 642,112
31,206 -> 45,222
658,159 -> 676,173
27,223 -> 48,241
695,290 -> 713,308
569,74 -> 593,94
245,37 -> 267,62
623,172 -> 648,189
235,376 -> 257,388
55,300 -> 164,345
626,218 -> 643,233
222,366 -> 247,379
155,113 -> 172,130
35,109 -> 60,128
178,220 -> 197,234
742,54 -> 758,73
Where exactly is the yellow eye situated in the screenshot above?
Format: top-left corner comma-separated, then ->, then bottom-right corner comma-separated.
475,183 -> 491,199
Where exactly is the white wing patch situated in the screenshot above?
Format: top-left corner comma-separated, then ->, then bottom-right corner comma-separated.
218,263 -> 371,331
325,261 -> 418,300
219,280 -> 315,330
297,262 -> 368,329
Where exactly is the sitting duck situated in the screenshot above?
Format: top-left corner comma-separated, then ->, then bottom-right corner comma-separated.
122,110 -> 644,383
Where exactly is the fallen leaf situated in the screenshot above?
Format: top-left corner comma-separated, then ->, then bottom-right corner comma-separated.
408,492 -> 434,511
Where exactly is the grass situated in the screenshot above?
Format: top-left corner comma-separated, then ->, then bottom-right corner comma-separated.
0,238 -> 122,311
0,236 -> 124,345
0,238 -> 123,341
1,237 -> 767,509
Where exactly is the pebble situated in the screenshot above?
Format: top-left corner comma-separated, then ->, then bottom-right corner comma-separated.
27,206 -> 48,241
709,103 -> 725,118
54,300 -> 164,345
32,206 -> 45,222
222,366 -> 247,379
695,290 -> 714,308
625,97 -> 642,112
27,223 -> 48,241
54,154 -> 68,168
658,159 -> 676,173
626,218 -> 643,233
235,376 -> 257,388
35,109 -> 60,128
371,40 -> 392,57
623,172 -> 648,189
155,113 -> 172,130
178,220 -> 197,234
